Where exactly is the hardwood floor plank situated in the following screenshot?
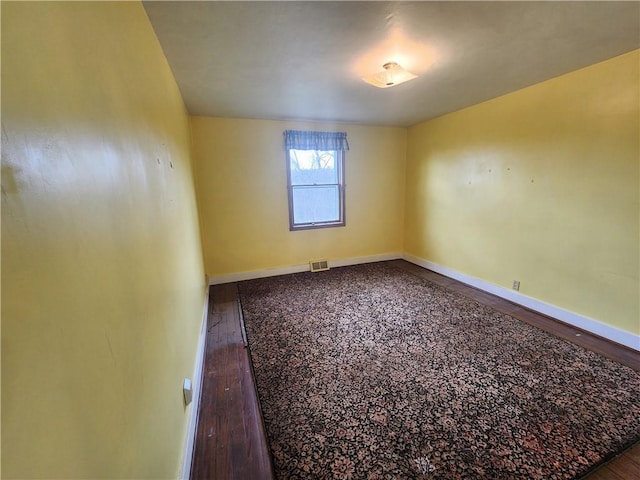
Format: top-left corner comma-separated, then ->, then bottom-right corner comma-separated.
389,260 -> 640,479
190,284 -> 274,480
606,454 -> 640,480
583,442 -> 640,479
623,443 -> 640,463
191,262 -> 638,478
585,466 -> 626,480
389,260 -> 640,371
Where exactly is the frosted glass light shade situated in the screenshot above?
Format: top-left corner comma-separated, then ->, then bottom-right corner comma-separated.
362,62 -> 417,88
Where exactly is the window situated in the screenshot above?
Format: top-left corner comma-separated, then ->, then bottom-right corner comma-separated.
284,130 -> 348,230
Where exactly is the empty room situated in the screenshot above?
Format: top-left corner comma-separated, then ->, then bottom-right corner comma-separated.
2,1 -> 639,479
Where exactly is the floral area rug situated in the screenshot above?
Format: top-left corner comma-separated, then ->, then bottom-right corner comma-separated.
238,263 -> 640,479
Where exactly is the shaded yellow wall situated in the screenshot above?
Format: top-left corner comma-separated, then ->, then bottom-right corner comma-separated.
2,2 -> 205,478
405,50 -> 639,334
192,117 -> 406,277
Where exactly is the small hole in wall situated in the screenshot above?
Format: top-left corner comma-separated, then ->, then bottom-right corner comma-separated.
170,161 -> 174,169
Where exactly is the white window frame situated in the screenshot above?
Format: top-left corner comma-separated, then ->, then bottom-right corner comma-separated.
285,148 -> 346,231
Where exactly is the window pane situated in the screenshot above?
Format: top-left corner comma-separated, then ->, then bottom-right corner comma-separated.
292,186 -> 339,224
289,149 -> 338,186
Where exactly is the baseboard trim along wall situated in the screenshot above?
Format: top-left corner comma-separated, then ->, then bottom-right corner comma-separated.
207,253 -> 638,351
208,252 -> 403,285
179,287 -> 210,480
403,253 -> 640,352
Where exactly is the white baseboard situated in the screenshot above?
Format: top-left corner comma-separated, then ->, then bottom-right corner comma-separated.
206,252 -> 639,350
179,287 -> 210,480
330,252 -> 403,268
403,254 -> 639,352
208,252 -> 403,285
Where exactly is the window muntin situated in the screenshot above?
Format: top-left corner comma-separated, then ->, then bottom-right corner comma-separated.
286,148 -> 345,230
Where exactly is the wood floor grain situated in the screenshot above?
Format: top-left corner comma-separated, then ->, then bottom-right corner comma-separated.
190,261 -> 639,479
190,283 -> 274,480
389,260 -> 640,372
389,260 -> 640,479
583,442 -> 640,479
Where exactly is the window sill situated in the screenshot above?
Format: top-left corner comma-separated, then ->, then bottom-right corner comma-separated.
289,221 -> 345,231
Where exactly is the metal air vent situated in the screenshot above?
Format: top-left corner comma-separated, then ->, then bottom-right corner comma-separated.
309,259 -> 329,272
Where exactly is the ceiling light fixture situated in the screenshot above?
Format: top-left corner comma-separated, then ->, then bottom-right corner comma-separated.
362,62 -> 418,89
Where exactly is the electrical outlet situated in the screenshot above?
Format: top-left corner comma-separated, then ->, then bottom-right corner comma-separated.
512,280 -> 520,291
183,378 -> 193,406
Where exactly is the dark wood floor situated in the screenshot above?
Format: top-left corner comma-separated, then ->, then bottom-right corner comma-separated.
389,260 -> 640,372
190,283 -> 274,480
585,443 -> 640,480
190,260 -> 639,479
388,260 -> 640,480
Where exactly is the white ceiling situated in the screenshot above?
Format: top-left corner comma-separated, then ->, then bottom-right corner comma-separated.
143,1 -> 640,127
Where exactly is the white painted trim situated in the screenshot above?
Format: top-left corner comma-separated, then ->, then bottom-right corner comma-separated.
402,254 -> 640,351
209,263 -> 309,285
330,252 -> 403,268
179,287 -> 210,480
208,252 -> 403,285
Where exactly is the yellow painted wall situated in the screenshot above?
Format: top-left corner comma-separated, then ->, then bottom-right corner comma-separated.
191,117 -> 406,277
405,50 -> 639,335
1,2 -> 205,478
